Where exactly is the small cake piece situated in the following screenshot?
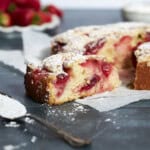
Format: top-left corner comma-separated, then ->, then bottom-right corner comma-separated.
25,53 -> 120,105
51,23 -> 150,81
134,42 -> 150,89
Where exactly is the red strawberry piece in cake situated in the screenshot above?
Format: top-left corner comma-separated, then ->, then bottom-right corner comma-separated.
79,74 -> 101,92
144,32 -> 150,42
80,59 -> 112,77
101,61 -> 113,77
84,38 -> 106,55
55,73 -> 70,97
114,36 -> 133,52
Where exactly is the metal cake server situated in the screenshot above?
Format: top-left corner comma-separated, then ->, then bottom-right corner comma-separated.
0,93 -> 91,147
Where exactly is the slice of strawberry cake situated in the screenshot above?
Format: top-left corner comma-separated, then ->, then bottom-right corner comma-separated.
51,23 -> 150,82
25,53 -> 120,105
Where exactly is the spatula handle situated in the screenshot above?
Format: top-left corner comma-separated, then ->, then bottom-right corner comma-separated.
25,113 -> 91,147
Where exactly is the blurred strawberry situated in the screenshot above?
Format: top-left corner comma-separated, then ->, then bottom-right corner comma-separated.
27,0 -> 41,11
0,0 -> 11,12
12,0 -> 27,6
13,0 -> 40,10
44,4 -> 63,18
0,12 -> 12,27
32,11 -> 52,25
11,9 -> 52,26
7,2 -> 17,13
11,8 -> 35,26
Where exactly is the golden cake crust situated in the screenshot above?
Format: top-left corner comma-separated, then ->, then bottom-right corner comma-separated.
134,62 -> 150,90
134,42 -> 150,90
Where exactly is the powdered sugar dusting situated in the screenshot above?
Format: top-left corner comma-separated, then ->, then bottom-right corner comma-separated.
24,117 -> 34,124
105,118 -> 112,122
135,42 -> 150,62
5,121 -> 20,128
47,103 -> 89,122
31,136 -> 37,143
35,53 -> 106,75
42,52 -> 86,74
3,143 -> 27,150
0,94 -> 27,120
51,22 -> 149,54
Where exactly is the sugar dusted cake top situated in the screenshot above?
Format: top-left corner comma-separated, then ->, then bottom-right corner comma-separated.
42,52 -> 86,74
29,52 -> 106,75
51,22 -> 149,54
135,42 -> 150,62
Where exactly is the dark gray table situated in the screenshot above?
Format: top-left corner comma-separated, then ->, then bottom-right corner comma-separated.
1,9 -> 150,150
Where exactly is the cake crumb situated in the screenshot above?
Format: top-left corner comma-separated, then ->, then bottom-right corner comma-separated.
24,117 -> 34,124
5,121 -> 20,128
71,118 -> 75,121
31,136 -> 37,143
105,118 -> 112,122
47,103 -> 89,122
23,128 -> 27,132
112,121 -> 116,124
3,143 -> 26,150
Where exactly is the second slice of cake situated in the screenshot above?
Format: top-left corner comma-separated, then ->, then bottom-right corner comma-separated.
25,53 -> 120,105
134,42 -> 150,89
